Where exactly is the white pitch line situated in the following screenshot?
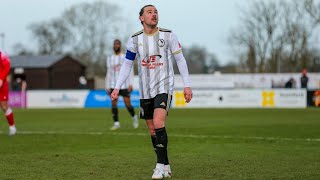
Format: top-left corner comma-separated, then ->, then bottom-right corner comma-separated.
110,132 -> 320,142
0,130 -> 320,142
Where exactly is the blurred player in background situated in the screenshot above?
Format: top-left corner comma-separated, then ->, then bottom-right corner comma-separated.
0,51 -> 17,135
106,39 -> 139,130
111,5 -> 193,179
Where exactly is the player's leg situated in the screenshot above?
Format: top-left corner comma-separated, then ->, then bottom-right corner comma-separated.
140,98 -> 156,152
145,119 -> 156,152
150,108 -> 169,179
152,108 -> 169,178
0,101 -> 16,136
123,90 -> 138,128
153,94 -> 172,178
140,98 -> 164,179
110,97 -> 120,130
146,119 -> 165,180
0,83 -> 16,136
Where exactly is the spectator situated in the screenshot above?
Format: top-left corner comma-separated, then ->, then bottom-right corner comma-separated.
12,77 -> 22,91
21,80 -> 27,91
285,78 -> 294,88
300,69 -> 309,89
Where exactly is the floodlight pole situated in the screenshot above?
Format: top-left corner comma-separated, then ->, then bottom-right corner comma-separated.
0,33 -> 5,50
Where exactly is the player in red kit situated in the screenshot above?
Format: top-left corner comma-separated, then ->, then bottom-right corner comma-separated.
0,51 -> 17,136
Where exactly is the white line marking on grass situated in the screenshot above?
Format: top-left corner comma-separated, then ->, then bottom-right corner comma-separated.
109,132 -> 320,142
0,131 -> 103,135
1,130 -> 320,142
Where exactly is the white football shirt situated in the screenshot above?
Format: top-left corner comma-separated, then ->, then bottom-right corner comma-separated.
106,53 -> 133,89
126,28 -> 182,99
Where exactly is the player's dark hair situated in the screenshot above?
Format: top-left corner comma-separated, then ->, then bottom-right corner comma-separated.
114,39 -> 121,45
139,4 -> 155,24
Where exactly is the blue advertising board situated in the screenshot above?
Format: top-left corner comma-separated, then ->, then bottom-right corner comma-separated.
84,90 -> 140,108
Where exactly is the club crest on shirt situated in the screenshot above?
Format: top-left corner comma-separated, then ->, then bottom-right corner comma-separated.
158,39 -> 165,47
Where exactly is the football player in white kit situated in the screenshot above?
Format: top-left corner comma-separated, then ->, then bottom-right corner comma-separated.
111,5 -> 193,179
106,39 -> 138,130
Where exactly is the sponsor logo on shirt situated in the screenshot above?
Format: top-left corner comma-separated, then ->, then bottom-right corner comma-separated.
113,64 -> 121,71
141,55 -> 164,69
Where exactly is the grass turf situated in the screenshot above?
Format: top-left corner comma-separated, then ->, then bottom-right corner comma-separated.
0,108 -> 319,179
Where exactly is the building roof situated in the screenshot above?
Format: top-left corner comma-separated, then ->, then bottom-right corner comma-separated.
10,55 -> 67,68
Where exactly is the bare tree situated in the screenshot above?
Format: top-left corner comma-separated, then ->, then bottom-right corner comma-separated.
229,1 -> 283,73
305,0 -> 320,24
28,1 -> 127,77
229,0 -> 320,73
12,43 -> 34,56
29,19 -> 71,55
62,1 -> 126,62
280,1 -> 312,72
304,0 -> 320,71
246,40 -> 257,73
173,45 -> 219,74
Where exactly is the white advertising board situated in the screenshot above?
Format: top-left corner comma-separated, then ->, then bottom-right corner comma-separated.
26,89 -> 306,109
173,89 -> 306,108
263,89 -> 307,108
27,90 -> 89,108
173,73 -> 320,89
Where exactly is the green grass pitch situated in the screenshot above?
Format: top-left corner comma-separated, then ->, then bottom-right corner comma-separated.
0,108 -> 319,179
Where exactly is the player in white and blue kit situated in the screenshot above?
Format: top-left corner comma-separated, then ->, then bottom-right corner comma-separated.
111,5 -> 193,179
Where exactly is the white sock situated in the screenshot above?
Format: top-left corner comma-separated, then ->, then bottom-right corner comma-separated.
114,121 -> 120,126
156,163 -> 165,170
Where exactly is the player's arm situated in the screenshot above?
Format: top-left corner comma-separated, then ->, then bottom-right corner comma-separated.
105,56 -> 111,93
128,62 -> 134,92
111,38 -> 137,100
170,33 -> 193,103
111,57 -> 134,100
105,76 -> 110,94
0,56 -> 10,88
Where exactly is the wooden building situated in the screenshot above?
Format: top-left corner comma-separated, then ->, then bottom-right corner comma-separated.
10,55 -> 87,89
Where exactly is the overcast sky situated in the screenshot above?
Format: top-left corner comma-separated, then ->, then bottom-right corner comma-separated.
0,0 -> 249,65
